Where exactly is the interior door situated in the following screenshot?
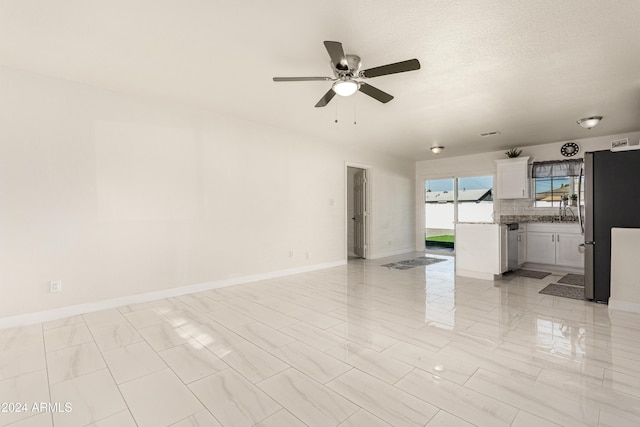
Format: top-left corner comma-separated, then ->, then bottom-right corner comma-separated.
354,169 -> 367,258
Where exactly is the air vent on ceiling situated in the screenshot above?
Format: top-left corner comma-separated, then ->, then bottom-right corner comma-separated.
480,131 -> 501,137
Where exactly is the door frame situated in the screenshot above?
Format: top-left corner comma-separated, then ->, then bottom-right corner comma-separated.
345,162 -> 372,259
417,171 -> 496,252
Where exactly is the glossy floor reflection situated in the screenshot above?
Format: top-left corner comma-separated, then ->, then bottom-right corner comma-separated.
1,253 -> 639,426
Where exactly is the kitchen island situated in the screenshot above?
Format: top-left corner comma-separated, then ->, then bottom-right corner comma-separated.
455,222 -> 505,280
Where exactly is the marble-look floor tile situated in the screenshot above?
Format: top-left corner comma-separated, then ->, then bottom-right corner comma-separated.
119,369 -> 204,427
43,323 -> 93,352
425,410 -> 475,427
89,321 -> 144,352
162,309 -> 212,328
603,368 -> 640,399
254,409 -> 306,427
382,341 -> 477,385
46,341 -> 106,384
42,315 -> 84,331
271,341 -> 350,384
232,322 -> 297,351
326,322 -> 398,352
511,410 -> 562,427
180,322 -> 245,356
597,409 -> 640,427
258,368 -> 358,427
0,343 -> 45,381
327,368 -> 438,427
0,370 -> 50,426
82,309 -> 126,327
169,409 -> 222,427
221,298 -> 297,329
338,409 -> 392,427
122,307 -> 167,329
465,368 -> 599,427
101,341 -> 166,384
395,368 -> 518,427
159,341 -> 228,384
218,340 -> 288,383
0,324 -> 43,350
137,323 -> 189,351
50,369 -> 127,427
4,412 -> 53,426
327,342 -> 413,384
279,322 -> 344,352
190,369 -> 281,427
2,254 -> 638,427
85,410 -> 137,427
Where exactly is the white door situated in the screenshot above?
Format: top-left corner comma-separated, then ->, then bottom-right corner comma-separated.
354,169 -> 367,258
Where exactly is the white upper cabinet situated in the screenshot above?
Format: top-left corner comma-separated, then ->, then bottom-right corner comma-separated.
496,157 -> 530,199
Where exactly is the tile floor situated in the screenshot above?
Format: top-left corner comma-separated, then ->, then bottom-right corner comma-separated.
1,253 -> 639,426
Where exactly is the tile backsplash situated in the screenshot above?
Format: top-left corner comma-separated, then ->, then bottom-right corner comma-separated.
494,198 -> 580,222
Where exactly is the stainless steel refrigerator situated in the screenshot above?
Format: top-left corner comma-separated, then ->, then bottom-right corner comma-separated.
583,149 -> 640,302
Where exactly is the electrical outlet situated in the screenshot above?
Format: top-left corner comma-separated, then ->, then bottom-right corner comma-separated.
50,280 -> 62,293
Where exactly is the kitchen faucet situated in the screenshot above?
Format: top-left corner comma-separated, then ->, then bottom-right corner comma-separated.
558,205 -> 575,221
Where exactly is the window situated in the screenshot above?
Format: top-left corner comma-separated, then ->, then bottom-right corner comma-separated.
532,160 -> 583,208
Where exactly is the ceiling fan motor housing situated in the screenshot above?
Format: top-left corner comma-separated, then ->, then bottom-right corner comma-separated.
332,54 -> 361,77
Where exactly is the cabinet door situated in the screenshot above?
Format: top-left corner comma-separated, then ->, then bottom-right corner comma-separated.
526,232 -> 556,264
517,231 -> 527,265
496,159 -> 529,199
556,233 -> 585,268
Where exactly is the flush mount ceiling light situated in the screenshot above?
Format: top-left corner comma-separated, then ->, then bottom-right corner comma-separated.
332,79 -> 360,97
577,116 -> 602,129
430,145 -> 444,154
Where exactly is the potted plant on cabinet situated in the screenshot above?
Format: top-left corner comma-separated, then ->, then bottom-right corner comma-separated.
505,148 -> 522,158
570,193 -> 577,206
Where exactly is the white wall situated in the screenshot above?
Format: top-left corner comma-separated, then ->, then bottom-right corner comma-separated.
0,67 -> 415,319
415,131 -> 640,250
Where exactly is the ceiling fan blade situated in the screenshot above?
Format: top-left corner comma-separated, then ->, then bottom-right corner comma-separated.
361,58 -> 421,78
358,83 -> 394,103
314,89 -> 336,108
273,77 -> 333,82
323,41 -> 349,71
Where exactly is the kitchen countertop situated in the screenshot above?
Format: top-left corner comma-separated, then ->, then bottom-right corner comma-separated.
498,215 -> 579,224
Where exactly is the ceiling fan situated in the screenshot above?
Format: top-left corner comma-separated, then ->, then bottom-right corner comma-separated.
273,41 -> 421,108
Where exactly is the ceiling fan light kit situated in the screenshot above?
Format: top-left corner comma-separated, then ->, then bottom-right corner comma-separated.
577,116 -> 602,129
332,79 -> 359,96
273,40 -> 420,107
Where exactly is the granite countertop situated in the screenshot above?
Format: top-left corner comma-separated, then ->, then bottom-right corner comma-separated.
498,215 -> 579,224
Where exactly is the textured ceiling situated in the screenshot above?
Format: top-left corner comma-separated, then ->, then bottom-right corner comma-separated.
1,0 -> 639,160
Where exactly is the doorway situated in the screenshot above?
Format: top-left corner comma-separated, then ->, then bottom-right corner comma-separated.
424,175 -> 494,252
425,178 -> 456,252
347,165 -> 370,259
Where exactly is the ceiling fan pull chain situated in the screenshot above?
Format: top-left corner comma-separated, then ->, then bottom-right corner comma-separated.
335,100 -> 339,124
354,101 -> 357,125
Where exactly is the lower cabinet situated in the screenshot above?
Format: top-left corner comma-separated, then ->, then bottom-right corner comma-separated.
526,223 -> 584,268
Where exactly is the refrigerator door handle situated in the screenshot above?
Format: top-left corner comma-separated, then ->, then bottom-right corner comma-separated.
578,162 -> 584,234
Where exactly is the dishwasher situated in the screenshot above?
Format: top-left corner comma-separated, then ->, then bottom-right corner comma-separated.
506,223 -> 519,272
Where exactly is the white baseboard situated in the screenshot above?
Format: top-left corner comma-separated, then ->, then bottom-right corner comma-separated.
608,299 -> 640,314
456,268 -> 496,281
0,260 -> 346,330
